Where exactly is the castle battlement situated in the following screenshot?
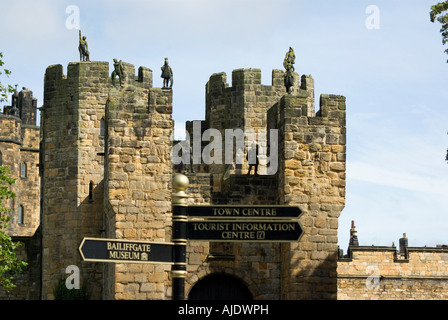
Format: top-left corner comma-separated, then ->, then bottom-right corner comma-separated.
45,61 -> 153,92
205,68 -> 317,135
0,87 -> 40,242
338,243 -> 448,300
41,60 -> 173,300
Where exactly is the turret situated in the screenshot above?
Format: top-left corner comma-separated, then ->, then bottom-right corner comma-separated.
349,220 -> 359,246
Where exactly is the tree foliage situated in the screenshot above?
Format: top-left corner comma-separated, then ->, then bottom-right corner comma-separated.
0,166 -> 27,293
430,3 -> 448,162
430,1 -> 448,61
0,52 -> 15,103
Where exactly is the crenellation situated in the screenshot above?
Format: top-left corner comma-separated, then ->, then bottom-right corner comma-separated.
317,94 -> 346,122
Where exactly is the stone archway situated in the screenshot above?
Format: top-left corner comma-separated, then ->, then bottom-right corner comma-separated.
188,273 -> 253,300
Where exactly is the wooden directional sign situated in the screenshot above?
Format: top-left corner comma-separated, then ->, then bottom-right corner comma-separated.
187,205 -> 302,219
78,238 -> 175,264
187,220 -> 303,242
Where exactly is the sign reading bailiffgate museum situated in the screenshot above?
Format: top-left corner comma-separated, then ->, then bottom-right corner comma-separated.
78,238 -> 175,264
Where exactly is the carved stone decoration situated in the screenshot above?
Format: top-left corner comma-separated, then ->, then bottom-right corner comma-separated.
283,47 -> 295,93
111,59 -> 124,86
78,30 -> 90,62
161,58 -> 173,89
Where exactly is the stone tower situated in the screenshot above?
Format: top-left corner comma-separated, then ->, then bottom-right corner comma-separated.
0,87 -> 40,299
1,87 -> 40,237
41,58 -> 345,300
177,68 -> 346,299
41,61 -> 173,299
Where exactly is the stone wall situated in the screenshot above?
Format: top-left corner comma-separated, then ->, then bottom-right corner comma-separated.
273,93 -> 346,299
41,61 -> 169,300
41,62 -> 111,299
104,74 -> 173,299
204,69 -> 313,178
338,245 -> 448,300
0,231 -> 41,300
0,88 -> 41,299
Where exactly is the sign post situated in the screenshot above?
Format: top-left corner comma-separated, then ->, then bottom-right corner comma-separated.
171,174 -> 189,300
78,175 -> 303,300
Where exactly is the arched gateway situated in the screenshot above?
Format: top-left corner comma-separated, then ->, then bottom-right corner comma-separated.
188,274 -> 253,300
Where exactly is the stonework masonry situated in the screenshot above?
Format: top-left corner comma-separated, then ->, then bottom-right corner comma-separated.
41,61 -> 172,299
38,61 -> 346,299
176,68 -> 346,299
337,232 -> 448,300
0,88 -> 40,299
0,58 -> 447,300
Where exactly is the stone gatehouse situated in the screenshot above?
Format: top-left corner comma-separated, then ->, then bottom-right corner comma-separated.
0,57 -> 446,300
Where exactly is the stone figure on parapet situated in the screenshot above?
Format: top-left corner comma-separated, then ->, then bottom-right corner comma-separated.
111,59 -> 124,86
284,47 -> 296,71
161,58 -> 173,89
78,30 -> 90,61
283,47 -> 295,93
246,143 -> 259,175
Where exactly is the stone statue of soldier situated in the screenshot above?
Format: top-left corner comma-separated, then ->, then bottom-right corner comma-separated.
111,59 -> 124,86
246,143 -> 259,175
283,47 -> 295,93
79,30 -> 90,62
283,47 -> 296,71
161,58 -> 173,89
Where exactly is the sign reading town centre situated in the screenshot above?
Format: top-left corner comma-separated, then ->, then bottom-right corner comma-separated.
187,205 -> 302,219
187,205 -> 303,242
78,238 -> 175,264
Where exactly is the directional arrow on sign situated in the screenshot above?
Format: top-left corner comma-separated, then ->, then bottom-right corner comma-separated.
78,238 -> 175,264
187,220 -> 303,242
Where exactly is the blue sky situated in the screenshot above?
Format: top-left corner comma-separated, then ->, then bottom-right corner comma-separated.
1,0 -> 448,250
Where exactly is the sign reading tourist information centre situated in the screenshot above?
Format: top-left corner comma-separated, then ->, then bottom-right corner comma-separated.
187,205 -> 303,242
187,220 -> 303,242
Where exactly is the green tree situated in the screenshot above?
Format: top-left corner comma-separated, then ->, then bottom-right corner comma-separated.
0,164 -> 27,292
430,3 -> 448,161
430,1 -> 448,62
0,52 -> 15,103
